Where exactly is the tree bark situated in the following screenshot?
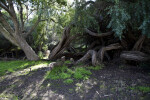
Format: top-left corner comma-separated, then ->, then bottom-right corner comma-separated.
49,24 -> 80,60
132,35 -> 146,51
15,35 -> 39,60
120,51 -> 150,61
98,43 -> 122,62
84,28 -> 113,37
75,50 -> 98,66
0,24 -> 19,46
49,26 -> 71,60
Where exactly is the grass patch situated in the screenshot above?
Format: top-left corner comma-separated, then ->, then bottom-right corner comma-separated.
64,60 -> 71,64
130,86 -> 150,93
73,67 -> 92,80
45,65 -> 71,80
45,65 -> 95,84
0,93 -> 18,100
87,64 -> 104,70
0,60 -> 51,76
63,79 -> 74,84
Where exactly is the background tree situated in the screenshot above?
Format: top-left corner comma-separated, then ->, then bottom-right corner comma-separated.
0,0 -> 67,60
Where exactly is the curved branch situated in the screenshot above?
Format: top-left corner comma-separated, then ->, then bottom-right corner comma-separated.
98,43 -> 122,62
0,24 -> 19,46
0,11 -> 15,34
84,28 -> 113,37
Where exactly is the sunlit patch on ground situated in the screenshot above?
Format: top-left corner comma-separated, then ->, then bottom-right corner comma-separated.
0,64 -> 49,81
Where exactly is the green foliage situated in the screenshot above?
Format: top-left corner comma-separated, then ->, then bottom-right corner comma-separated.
130,86 -> 150,93
107,0 -> 150,38
136,0 -> 150,37
87,65 -> 104,70
45,65 -> 70,80
64,60 -> 71,64
44,65 -> 94,83
0,60 -> 50,76
0,93 -> 18,100
31,17 -> 48,51
38,51 -> 43,59
73,67 -> 92,80
73,0 -> 99,34
63,79 -> 74,84
107,3 -> 130,39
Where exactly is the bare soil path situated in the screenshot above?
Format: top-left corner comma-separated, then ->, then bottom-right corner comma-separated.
0,60 -> 150,100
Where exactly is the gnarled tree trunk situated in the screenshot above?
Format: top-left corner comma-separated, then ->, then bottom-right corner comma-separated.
49,25 -> 80,60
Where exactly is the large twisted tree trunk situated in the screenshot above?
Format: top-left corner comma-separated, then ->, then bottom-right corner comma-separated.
49,24 -> 80,60
49,26 -> 71,60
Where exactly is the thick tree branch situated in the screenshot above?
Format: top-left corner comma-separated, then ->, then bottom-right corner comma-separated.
7,0 -> 20,35
19,3 -> 24,31
24,15 -> 42,37
0,11 -> 15,34
0,2 -> 9,12
0,24 -> 19,46
98,43 -> 122,62
84,28 -> 113,37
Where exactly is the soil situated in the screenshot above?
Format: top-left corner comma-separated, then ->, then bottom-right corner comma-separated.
0,59 -> 150,100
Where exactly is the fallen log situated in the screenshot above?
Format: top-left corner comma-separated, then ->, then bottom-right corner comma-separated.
120,51 -> 150,61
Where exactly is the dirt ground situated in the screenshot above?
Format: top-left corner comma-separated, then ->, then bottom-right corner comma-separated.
0,60 -> 150,100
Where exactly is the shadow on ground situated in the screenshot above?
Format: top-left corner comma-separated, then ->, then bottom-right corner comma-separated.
0,61 -> 150,100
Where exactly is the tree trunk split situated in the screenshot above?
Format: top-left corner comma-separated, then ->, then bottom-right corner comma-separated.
75,50 -> 98,66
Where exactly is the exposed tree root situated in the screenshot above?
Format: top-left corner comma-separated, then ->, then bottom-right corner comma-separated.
75,50 -> 98,66
98,43 -> 122,62
132,35 -> 146,51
